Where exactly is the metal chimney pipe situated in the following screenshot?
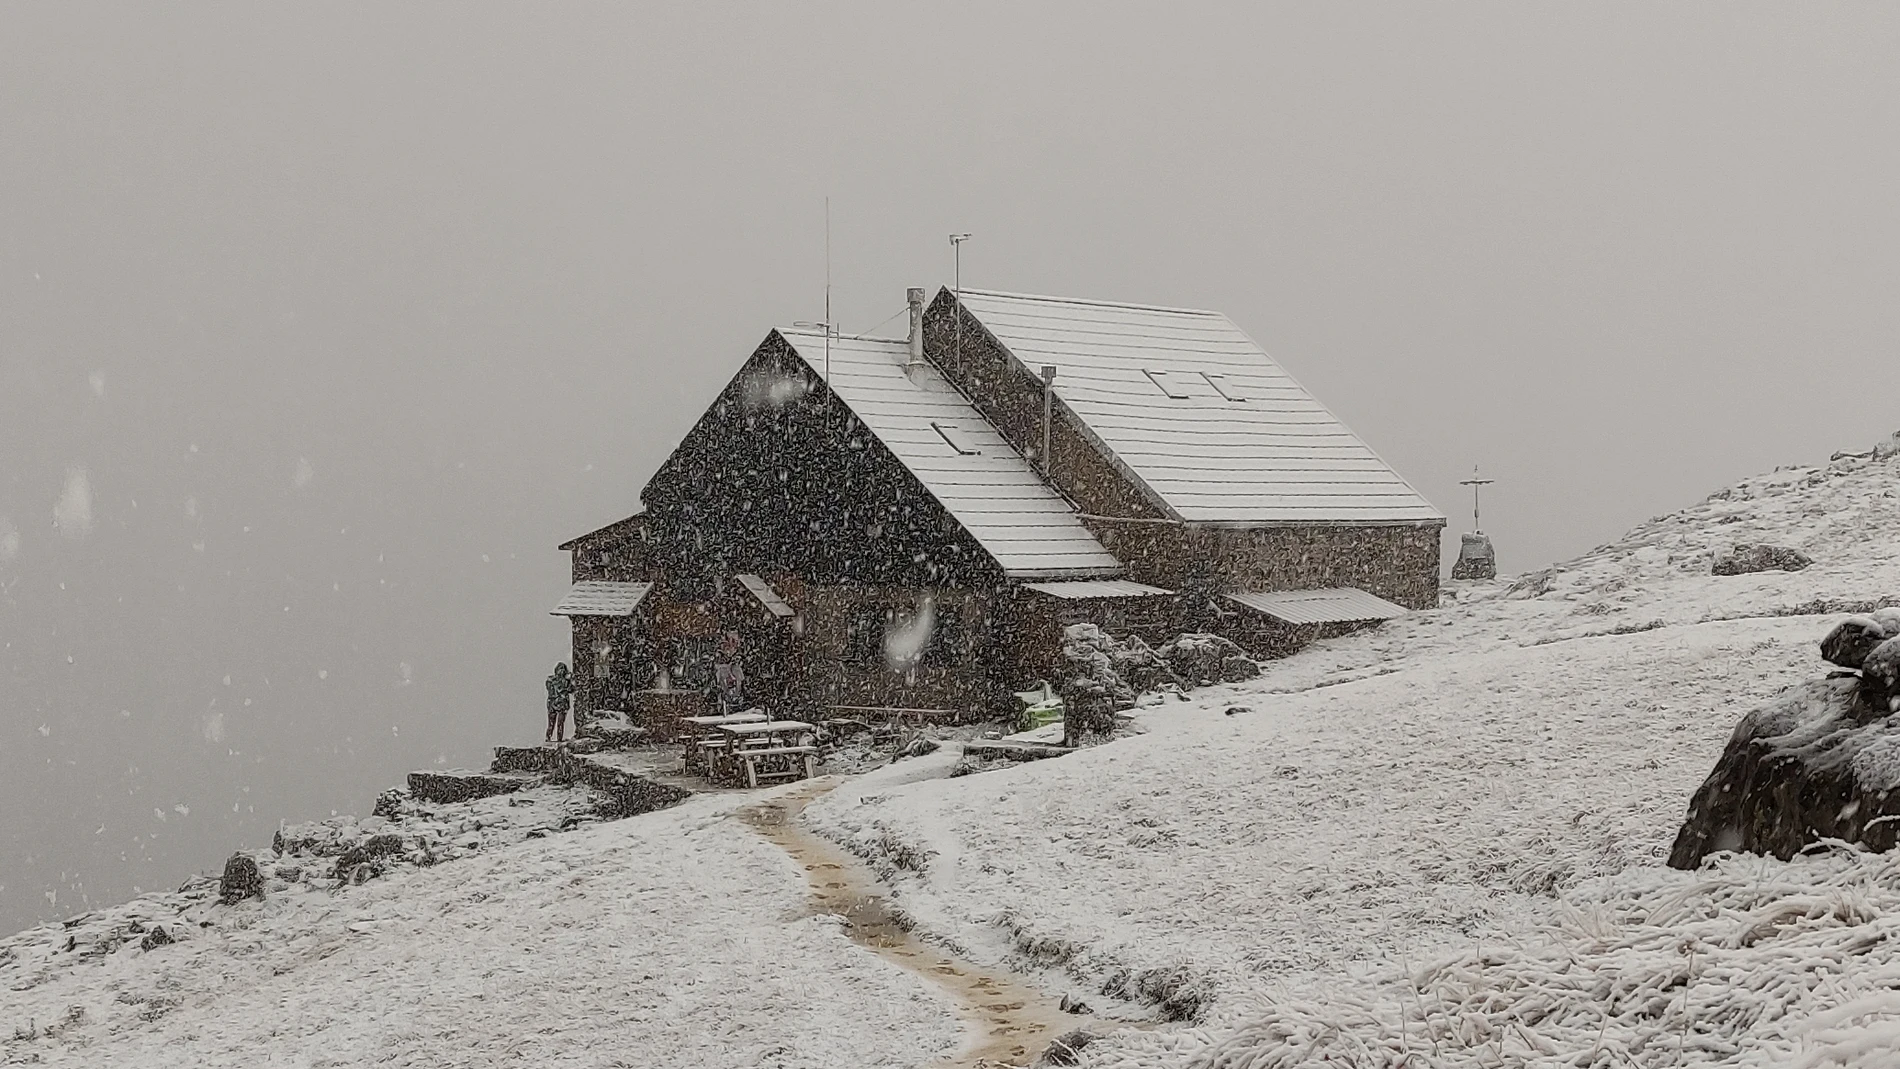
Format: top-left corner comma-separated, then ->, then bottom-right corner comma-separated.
1040,365 -> 1057,476
906,287 -> 926,370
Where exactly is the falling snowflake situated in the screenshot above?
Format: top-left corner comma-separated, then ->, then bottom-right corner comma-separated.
53,466 -> 92,538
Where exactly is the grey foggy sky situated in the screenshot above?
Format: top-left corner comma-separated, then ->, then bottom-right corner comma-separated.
4,4 -> 1898,932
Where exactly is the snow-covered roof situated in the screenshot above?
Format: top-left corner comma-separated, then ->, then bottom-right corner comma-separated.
550,581 -> 653,617
777,330 -> 1122,579
735,573 -> 795,619
1224,587 -> 1408,625
953,289 -> 1443,526
1021,579 -> 1174,599
557,512 -> 645,551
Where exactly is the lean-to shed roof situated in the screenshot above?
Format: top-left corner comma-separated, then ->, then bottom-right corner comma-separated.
777,329 -> 1122,579
1224,587 -> 1409,625
953,289 -> 1443,526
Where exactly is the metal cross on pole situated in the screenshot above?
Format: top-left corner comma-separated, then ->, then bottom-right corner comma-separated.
1459,465 -> 1494,533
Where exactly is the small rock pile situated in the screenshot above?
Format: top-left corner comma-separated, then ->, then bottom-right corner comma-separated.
1711,542 -> 1813,576
1669,608 -> 1900,868
1156,633 -> 1261,687
217,855 -> 264,905
1055,625 -> 1260,742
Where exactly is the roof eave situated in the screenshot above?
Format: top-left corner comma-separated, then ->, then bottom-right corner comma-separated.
1183,516 -> 1447,530
1002,565 -> 1126,581
557,511 -> 647,551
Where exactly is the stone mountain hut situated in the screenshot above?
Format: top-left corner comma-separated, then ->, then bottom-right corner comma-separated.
554,286 -> 1443,734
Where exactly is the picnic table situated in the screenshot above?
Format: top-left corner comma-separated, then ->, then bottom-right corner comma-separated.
711,720 -> 818,788
681,711 -> 769,772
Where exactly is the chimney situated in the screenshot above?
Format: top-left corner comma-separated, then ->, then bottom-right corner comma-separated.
906,287 -> 926,371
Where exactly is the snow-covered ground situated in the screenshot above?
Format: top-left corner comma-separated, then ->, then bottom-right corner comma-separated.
8,440 -> 1899,1067
2,789 -> 959,1068
805,441 -> 1900,1065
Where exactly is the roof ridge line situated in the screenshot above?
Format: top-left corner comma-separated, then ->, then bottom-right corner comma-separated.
775,327 -> 910,345
958,288 -> 1225,318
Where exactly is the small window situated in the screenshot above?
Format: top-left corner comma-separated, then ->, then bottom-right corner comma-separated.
1143,369 -> 1196,399
931,422 -> 981,455
1202,373 -> 1247,402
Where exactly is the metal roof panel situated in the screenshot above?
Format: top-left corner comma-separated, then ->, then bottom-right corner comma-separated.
955,289 -> 1444,525
1223,587 -> 1409,625
551,580 -> 653,617
1021,579 -> 1175,599
778,330 -> 1124,579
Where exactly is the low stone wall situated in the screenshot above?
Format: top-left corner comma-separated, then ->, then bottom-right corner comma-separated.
406,770 -> 540,804
491,746 -> 564,774
558,752 -> 692,819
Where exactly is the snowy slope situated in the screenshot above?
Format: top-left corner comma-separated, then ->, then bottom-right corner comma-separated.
805,440 -> 1900,1065
2,790 -> 960,1069
8,441 -> 1898,1068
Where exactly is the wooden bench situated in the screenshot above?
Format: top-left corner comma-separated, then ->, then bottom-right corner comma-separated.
735,745 -> 818,788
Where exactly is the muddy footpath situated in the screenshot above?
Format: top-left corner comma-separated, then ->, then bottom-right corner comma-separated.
740,780 -> 1111,1068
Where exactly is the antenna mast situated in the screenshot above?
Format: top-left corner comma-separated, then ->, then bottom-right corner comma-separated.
949,233 -> 971,376
824,197 -> 831,393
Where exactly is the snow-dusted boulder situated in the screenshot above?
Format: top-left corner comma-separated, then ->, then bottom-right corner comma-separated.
1669,626 -> 1900,869
1157,633 -> 1259,687
1711,542 -> 1813,575
1822,609 -> 1900,670
1055,624 -> 1184,741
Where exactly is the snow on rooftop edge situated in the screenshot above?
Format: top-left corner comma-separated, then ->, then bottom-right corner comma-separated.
777,329 -> 1123,580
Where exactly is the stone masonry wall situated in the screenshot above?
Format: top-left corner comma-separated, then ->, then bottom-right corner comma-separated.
921,292 -> 1167,521
1092,520 -> 1443,625
782,579 -> 1007,718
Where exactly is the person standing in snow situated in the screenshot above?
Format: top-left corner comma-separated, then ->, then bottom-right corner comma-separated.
545,662 -> 573,743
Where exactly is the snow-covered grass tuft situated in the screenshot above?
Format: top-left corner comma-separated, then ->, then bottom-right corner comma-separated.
1084,846 -> 1900,1068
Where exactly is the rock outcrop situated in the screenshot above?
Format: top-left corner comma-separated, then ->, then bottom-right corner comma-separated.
1054,625 -> 1261,742
331,833 -> 407,881
1711,542 -> 1813,576
1055,624 -> 1182,741
1668,612 -> 1900,869
218,854 -> 265,904
1157,633 -> 1260,687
